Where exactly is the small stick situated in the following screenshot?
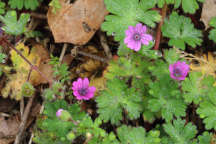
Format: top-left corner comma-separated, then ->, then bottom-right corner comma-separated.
20,98 -> 24,118
71,46 -> 109,63
28,133 -> 34,144
59,43 -> 68,63
78,51 -> 108,63
14,95 -> 35,144
153,4 -> 167,50
30,12 -> 47,19
98,30 -> 112,59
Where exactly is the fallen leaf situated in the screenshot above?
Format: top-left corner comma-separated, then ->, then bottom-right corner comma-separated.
1,43 -> 52,100
0,116 -> 20,144
47,0 -> 108,45
190,52 -> 216,76
201,0 -> 216,29
70,45 -> 105,79
190,52 -> 216,86
89,76 -> 106,95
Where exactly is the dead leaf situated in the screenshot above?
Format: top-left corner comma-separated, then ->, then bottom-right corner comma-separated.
47,0 -> 108,45
1,43 -> 52,100
201,0 -> 216,29
89,76 -> 106,95
190,52 -> 216,76
0,116 -> 20,144
70,45 -> 105,79
190,52 -> 216,86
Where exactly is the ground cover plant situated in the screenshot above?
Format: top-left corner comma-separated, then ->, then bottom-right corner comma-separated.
0,0 -> 216,144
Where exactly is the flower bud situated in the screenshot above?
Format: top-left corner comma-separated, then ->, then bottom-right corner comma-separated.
66,131 -> 76,141
56,109 -> 72,121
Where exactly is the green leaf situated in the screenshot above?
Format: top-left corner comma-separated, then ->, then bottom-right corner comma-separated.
21,82 -> 35,97
164,48 -> 180,64
49,0 -> 61,14
102,0 -> 160,42
179,0 -> 198,14
8,0 -> 42,10
117,125 -> 161,144
209,17 -> 216,28
163,119 -> 197,144
0,1 -> 5,14
148,75 -> 186,122
162,12 -> 202,50
197,132 -> 212,144
96,79 -> 144,124
182,72 -> 215,104
0,11 -> 30,36
157,0 -> 175,8
197,88 -> 216,130
209,17 -> 216,43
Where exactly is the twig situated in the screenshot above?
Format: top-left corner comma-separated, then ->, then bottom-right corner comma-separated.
20,98 -> 24,118
14,95 -> 35,144
2,38 -> 52,86
59,43 -> 68,63
98,30 -> 112,59
153,4 -> 167,50
30,12 -> 47,19
28,133 -> 34,144
71,46 -> 109,63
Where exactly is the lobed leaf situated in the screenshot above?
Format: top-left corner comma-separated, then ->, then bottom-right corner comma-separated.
102,0 -> 160,42
163,119 -> 197,144
162,12 -> 202,50
0,11 -> 30,35
117,125 -> 161,144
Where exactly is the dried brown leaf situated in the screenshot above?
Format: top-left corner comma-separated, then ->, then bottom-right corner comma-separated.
201,0 -> 216,29
47,0 -> 108,45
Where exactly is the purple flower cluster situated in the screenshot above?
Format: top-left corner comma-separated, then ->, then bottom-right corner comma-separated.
169,61 -> 190,81
124,23 -> 153,51
72,78 -> 96,100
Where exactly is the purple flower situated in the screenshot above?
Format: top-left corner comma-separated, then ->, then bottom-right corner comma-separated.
72,78 -> 96,100
169,61 -> 190,81
56,108 -> 64,117
124,23 -> 153,51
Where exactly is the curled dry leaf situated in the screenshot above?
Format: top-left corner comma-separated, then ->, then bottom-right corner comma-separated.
47,0 -> 108,45
201,0 -> 216,29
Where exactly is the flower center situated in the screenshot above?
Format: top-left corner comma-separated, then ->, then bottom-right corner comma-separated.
133,33 -> 141,41
78,88 -> 88,96
173,68 -> 182,77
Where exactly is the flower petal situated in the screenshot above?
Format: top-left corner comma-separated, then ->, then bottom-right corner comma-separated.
133,41 -> 142,51
83,78 -> 89,88
143,34 -> 153,41
135,23 -> 143,32
124,35 -> 133,44
141,25 -> 147,33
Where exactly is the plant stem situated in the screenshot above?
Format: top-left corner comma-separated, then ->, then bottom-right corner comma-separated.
153,4 -> 167,50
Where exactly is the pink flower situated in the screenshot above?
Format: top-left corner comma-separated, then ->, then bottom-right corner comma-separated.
124,23 -> 153,51
56,108 -> 63,117
169,61 -> 190,81
72,78 -> 96,100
